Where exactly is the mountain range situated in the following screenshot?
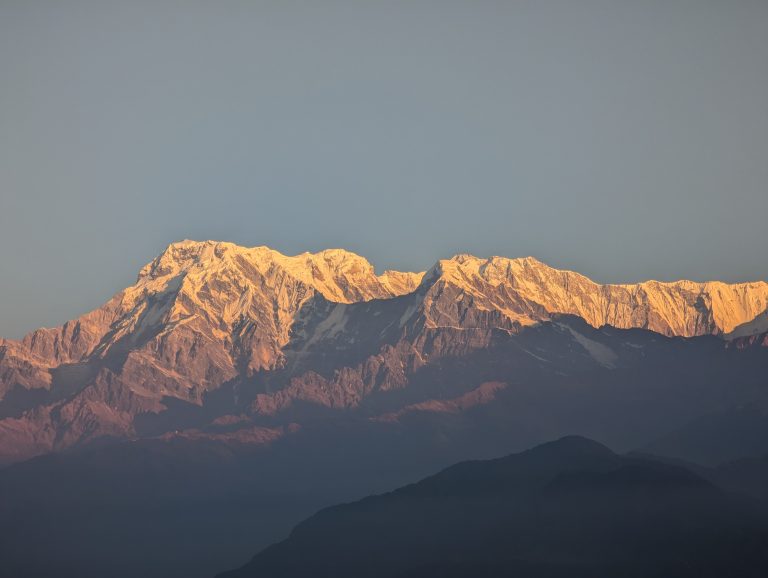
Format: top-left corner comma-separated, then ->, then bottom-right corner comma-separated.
1,240 -> 767,463
220,436 -> 768,578
1,240 -> 767,577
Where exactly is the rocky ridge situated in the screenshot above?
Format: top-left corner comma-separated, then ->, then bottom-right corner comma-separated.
0,240 -> 767,463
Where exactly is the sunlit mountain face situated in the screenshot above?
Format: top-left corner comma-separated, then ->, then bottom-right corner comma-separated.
1,240 -> 767,463
1,241 -> 767,578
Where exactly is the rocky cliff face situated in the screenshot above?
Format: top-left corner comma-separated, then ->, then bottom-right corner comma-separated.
419,254 -> 768,336
0,240 -> 766,463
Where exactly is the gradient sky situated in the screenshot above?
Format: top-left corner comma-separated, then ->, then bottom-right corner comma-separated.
1,0 -> 767,339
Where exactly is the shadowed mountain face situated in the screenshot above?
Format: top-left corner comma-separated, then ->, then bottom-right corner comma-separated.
0,322 -> 767,578
1,240 -> 767,463
643,406 -> 768,466
1,241 -> 768,577
219,436 -> 768,578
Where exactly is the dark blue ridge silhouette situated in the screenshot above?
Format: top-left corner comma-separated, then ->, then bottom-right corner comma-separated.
220,436 -> 768,578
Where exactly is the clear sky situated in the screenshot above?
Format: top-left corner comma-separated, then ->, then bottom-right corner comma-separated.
1,0 -> 767,339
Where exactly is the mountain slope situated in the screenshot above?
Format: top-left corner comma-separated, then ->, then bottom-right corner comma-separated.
1,240 -> 767,463
0,241 -> 423,461
220,436 -> 768,578
423,253 -> 768,335
643,406 -> 768,466
1,318 -> 767,578
1,241 -> 766,577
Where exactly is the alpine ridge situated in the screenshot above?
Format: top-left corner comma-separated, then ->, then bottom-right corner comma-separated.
0,240 -> 767,463
420,253 -> 768,336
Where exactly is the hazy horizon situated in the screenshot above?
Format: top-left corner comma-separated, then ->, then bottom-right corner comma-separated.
2,0 -> 768,338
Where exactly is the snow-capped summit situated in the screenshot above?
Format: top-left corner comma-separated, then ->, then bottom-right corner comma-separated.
0,240 -> 767,463
417,252 -> 768,335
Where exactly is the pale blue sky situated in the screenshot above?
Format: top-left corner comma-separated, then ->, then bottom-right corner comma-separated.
1,0 -> 767,338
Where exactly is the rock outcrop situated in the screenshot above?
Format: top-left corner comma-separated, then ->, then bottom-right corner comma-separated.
1,240 -> 766,463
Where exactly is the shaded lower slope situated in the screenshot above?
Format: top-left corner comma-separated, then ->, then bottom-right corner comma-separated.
643,405 -> 768,466
1,319 -> 767,578
221,436 -> 768,578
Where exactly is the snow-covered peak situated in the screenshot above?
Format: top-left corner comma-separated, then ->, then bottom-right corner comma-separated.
7,242 -> 768,375
418,253 -> 768,336
137,240 -> 422,304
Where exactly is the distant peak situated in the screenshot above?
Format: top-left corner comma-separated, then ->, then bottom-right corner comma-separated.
434,254 -> 554,276
419,253 -> 556,288
316,248 -> 365,259
526,436 -> 616,458
447,252 -> 477,264
135,240 -> 421,303
133,241 -> 768,336
310,248 -> 375,271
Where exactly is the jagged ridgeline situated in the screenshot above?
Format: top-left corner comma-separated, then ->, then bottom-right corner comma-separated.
1,240 -> 767,463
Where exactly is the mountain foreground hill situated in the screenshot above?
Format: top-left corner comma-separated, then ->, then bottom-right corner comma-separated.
220,436 -> 768,578
1,241 -> 768,577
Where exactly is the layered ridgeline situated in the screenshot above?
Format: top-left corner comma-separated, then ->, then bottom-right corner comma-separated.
220,437 -> 768,578
1,240 -> 767,463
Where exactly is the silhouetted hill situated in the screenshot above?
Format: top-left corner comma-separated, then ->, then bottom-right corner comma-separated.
643,406 -> 768,466
710,454 -> 768,503
220,436 -> 768,578
1,242 -> 767,577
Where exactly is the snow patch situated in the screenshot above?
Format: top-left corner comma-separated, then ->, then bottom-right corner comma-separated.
399,302 -> 418,328
304,303 -> 348,348
726,310 -> 768,339
566,326 -> 617,368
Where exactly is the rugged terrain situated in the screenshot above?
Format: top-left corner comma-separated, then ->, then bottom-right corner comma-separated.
1,241 -> 767,578
1,240 -> 767,463
220,437 -> 768,578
